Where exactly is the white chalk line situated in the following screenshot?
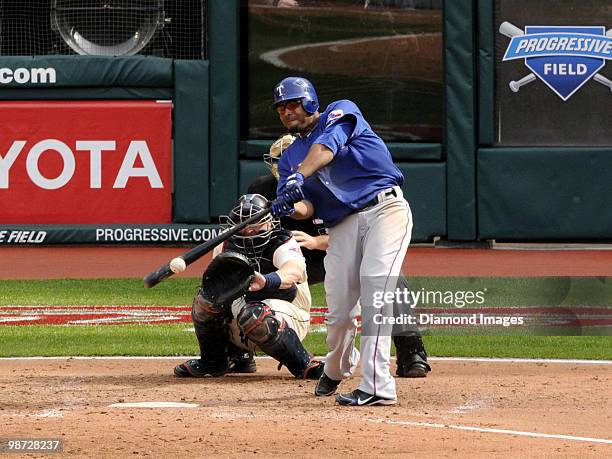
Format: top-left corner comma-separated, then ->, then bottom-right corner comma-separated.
365,418 -> 612,445
1,356 -> 611,364
100,400 -> 612,445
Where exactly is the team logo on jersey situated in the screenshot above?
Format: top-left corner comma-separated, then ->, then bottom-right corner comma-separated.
326,109 -> 345,125
500,21 -> 612,101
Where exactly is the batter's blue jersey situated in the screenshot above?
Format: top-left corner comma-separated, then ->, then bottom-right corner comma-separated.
277,99 -> 404,227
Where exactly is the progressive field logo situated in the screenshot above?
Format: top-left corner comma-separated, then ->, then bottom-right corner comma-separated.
500,22 -> 612,100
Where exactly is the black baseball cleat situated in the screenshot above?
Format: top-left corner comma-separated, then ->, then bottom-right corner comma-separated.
396,353 -> 431,378
227,351 -> 257,374
174,359 -> 227,378
335,389 -> 396,406
314,373 -> 341,396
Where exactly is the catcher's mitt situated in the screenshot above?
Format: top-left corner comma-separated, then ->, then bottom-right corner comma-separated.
200,251 -> 255,306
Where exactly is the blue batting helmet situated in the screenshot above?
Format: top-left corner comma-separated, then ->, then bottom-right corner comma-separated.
273,77 -> 319,114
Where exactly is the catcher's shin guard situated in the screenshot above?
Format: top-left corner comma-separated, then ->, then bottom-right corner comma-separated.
237,301 -> 322,379
394,334 -> 431,378
190,289 -> 231,375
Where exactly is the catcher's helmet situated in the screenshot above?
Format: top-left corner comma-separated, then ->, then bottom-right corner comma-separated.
273,77 -> 319,114
223,194 -> 279,263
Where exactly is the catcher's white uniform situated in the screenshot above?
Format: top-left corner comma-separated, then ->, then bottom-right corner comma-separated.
213,234 -> 312,350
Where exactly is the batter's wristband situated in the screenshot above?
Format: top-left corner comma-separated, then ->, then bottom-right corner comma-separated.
263,272 -> 282,289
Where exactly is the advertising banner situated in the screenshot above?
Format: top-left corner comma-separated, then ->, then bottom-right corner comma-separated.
0,225 -> 223,245
0,101 -> 172,224
495,0 -> 611,146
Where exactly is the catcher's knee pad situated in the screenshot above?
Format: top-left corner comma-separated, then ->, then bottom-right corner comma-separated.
237,301 -> 315,378
236,301 -> 282,347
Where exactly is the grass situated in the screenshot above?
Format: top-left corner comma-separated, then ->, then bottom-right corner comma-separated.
1,325 -> 610,360
0,278 -> 610,359
0,279 -> 200,306
0,325 -> 193,357
1,277 -> 609,307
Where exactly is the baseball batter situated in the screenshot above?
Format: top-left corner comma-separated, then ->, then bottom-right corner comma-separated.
250,134 -> 430,378
270,76 -> 412,406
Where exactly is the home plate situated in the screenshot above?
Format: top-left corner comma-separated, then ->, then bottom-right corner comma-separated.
109,402 -> 199,408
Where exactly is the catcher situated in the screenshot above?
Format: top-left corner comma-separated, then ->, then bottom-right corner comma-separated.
246,134 -> 431,378
174,193 -> 324,380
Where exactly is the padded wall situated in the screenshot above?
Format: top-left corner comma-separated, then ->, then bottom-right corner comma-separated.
173,60 -> 210,222
444,0 -> 477,240
478,148 -> 612,240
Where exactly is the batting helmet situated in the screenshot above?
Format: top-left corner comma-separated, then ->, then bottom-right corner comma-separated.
223,194 -> 279,264
273,77 -> 319,114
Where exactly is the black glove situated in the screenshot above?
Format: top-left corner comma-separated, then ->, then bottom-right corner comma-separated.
200,251 -> 255,306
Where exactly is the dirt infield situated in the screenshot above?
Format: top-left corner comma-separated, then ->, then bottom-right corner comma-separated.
1,358 -> 611,457
2,247 -> 612,279
2,247 -> 612,456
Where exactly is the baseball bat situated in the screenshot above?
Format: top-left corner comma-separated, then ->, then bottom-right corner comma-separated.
143,207 -> 271,288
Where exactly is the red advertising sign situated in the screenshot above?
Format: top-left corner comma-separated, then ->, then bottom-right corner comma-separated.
0,101 -> 172,224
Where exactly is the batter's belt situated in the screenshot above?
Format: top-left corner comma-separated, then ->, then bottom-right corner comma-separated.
360,186 -> 403,211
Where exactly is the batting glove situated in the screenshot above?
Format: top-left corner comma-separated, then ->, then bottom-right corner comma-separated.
283,185 -> 305,204
270,187 -> 305,218
270,195 -> 295,218
285,172 -> 305,190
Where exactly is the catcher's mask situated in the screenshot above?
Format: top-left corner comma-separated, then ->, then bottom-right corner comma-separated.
264,134 -> 296,180
273,76 -> 319,115
222,194 -> 279,263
